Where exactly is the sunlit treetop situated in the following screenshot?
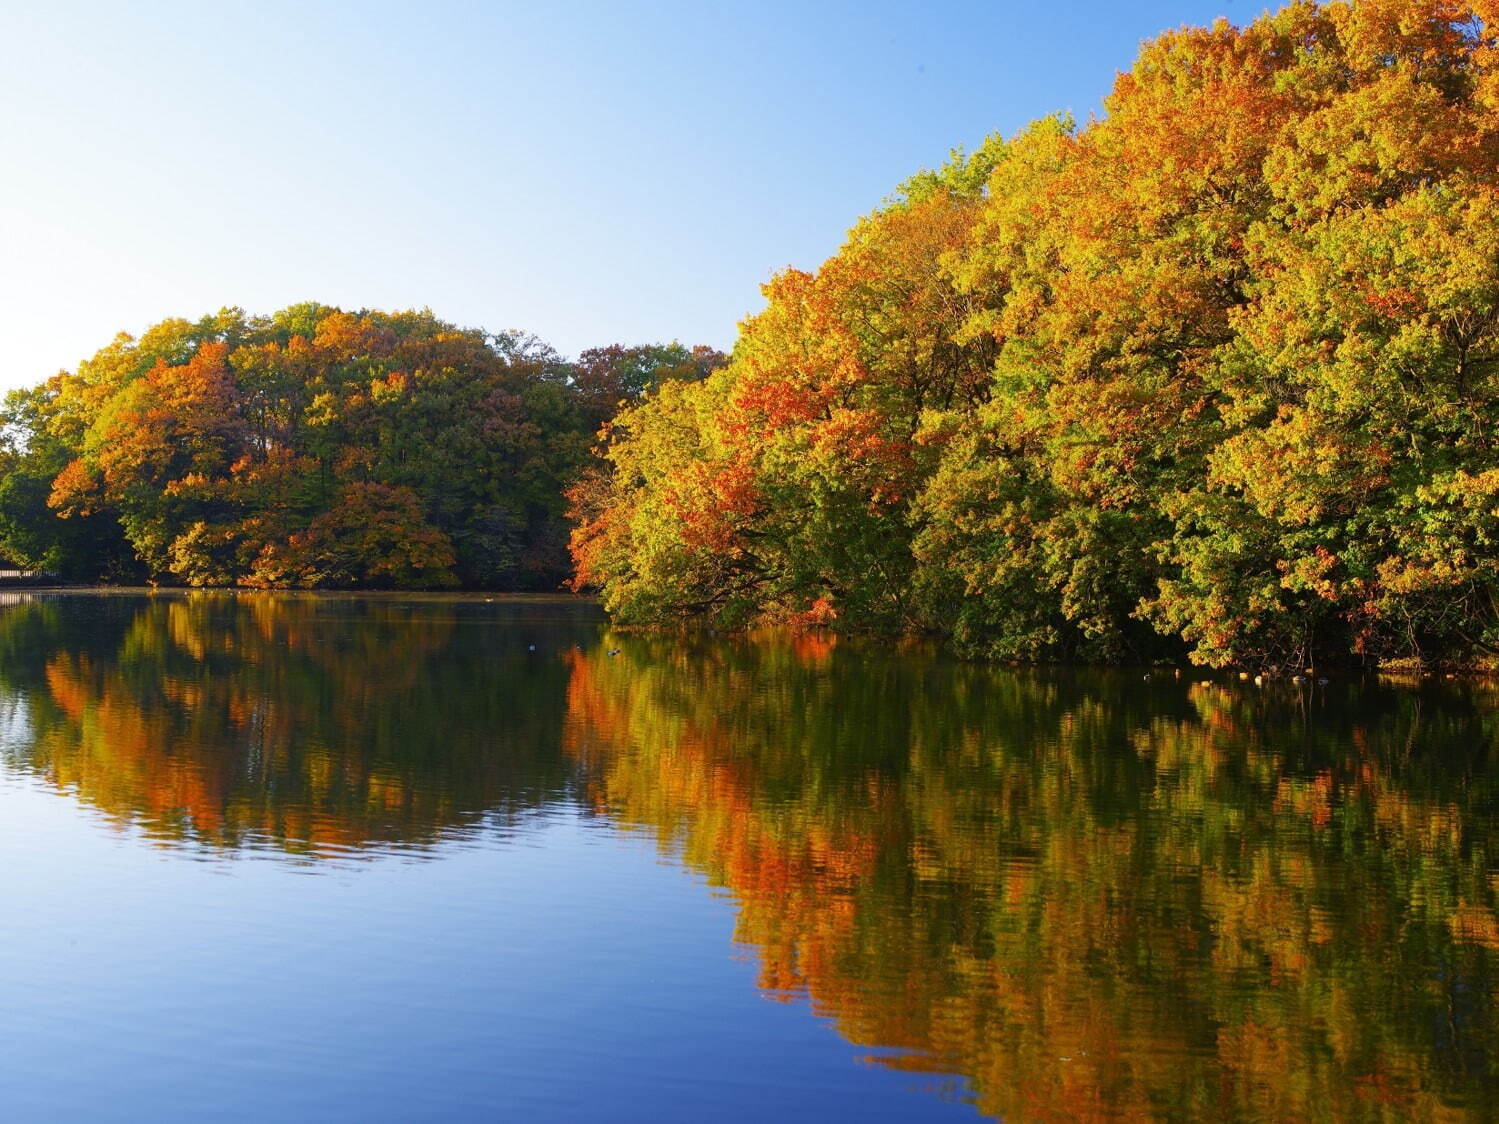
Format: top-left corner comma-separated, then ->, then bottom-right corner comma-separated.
572,0 -> 1499,671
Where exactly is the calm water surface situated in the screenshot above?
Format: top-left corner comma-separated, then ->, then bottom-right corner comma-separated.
2,592 -> 1498,1120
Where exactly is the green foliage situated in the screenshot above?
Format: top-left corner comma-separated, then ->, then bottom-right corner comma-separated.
573,0 -> 1499,671
0,386 -> 140,580
3,305 -> 717,590
571,342 -> 727,433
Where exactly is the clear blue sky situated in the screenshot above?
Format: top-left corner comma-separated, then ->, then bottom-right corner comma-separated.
0,0 -> 1253,389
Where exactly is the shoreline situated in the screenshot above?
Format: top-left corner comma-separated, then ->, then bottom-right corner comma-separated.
4,586 -> 1494,677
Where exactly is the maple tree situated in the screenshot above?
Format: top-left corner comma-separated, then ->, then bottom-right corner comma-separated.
575,0 -> 1499,670
0,304 -> 714,590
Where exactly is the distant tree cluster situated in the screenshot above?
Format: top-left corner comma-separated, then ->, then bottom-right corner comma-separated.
570,0 -> 1499,669
0,303 -> 723,589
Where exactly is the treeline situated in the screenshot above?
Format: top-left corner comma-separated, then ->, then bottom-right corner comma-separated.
0,304 -> 723,589
571,0 -> 1499,670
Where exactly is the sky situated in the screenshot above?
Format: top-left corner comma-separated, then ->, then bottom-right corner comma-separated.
0,0 -> 1253,390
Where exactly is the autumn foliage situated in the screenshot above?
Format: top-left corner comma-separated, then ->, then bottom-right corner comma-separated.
0,306 -> 723,589
572,0 -> 1499,669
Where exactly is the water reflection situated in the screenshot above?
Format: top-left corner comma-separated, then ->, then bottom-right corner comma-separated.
3,595 -> 1499,1116
563,633 -> 1499,1119
0,592 -> 596,857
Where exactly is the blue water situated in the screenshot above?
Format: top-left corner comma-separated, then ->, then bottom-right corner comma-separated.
3,591 -> 1498,1119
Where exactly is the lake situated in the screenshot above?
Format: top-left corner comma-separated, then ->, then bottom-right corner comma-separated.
1,591 -> 1497,1120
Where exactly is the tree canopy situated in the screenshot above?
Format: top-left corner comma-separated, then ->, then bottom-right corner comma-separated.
571,0 -> 1499,670
0,304 -> 723,589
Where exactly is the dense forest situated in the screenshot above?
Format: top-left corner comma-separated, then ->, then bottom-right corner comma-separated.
7,1 -> 1499,671
571,0 -> 1499,670
0,305 -> 722,590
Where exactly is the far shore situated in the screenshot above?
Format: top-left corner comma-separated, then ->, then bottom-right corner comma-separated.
0,583 -> 599,604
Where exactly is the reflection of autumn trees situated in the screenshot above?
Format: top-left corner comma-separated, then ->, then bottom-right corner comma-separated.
6,592 -> 1498,1115
0,593 -> 593,855
563,639 -> 1499,1119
